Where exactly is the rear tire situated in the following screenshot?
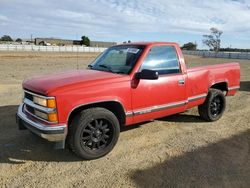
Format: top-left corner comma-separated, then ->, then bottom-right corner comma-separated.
198,89 -> 226,121
68,107 -> 120,160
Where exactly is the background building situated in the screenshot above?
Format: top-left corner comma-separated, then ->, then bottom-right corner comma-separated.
35,38 -> 116,47
35,38 -> 80,46
90,41 -> 116,47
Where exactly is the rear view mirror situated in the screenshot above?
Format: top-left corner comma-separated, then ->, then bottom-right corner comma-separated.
135,69 -> 159,80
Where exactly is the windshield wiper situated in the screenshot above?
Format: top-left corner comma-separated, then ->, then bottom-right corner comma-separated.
113,71 -> 126,74
90,64 -> 125,74
98,64 -> 114,73
87,64 -> 93,69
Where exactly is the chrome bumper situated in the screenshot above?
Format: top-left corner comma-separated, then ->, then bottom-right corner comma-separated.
17,103 -> 67,142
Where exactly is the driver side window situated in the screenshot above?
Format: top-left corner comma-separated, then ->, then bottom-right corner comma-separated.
139,45 -> 180,75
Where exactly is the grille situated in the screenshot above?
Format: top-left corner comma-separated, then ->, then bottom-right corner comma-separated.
23,90 -> 57,123
24,92 -> 33,101
26,105 -> 35,114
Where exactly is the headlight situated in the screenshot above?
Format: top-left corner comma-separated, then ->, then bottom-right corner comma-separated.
33,96 -> 47,107
33,96 -> 56,108
34,109 -> 48,120
24,90 -> 58,123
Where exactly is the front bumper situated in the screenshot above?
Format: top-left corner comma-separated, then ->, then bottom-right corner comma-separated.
16,103 -> 67,142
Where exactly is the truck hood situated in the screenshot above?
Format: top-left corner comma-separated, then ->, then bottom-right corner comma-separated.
23,69 -> 129,95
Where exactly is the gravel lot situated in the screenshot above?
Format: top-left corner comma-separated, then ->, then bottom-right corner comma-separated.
0,52 -> 249,187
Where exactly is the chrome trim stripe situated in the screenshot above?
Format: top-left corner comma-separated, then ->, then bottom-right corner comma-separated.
188,93 -> 207,102
133,100 -> 187,116
126,93 -> 207,117
125,111 -> 133,117
24,90 -> 55,99
23,98 -> 56,113
228,86 -> 240,91
18,103 -> 66,131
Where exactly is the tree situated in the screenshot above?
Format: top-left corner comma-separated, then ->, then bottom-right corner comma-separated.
181,42 -> 197,50
0,35 -> 13,41
81,36 -> 90,46
202,27 -> 223,52
15,38 -> 22,42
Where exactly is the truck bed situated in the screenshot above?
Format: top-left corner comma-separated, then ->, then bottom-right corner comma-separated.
186,62 -> 240,107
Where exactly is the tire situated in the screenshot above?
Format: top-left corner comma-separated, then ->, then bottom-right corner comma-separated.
68,107 -> 120,160
198,89 -> 226,122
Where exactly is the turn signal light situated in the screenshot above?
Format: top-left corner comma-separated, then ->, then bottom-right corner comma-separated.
47,99 -> 56,108
48,113 -> 58,123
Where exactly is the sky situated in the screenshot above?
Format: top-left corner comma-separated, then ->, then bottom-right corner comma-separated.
0,0 -> 250,49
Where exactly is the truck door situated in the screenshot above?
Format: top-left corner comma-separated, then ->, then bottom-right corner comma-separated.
131,45 -> 187,123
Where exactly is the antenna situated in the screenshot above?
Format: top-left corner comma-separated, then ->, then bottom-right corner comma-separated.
77,45 -> 79,70
76,33 -> 79,70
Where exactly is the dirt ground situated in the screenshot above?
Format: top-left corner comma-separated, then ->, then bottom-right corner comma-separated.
0,51 -> 249,188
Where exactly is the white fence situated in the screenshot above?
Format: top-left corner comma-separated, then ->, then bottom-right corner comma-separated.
1,45 -> 250,60
0,44 -> 106,53
183,50 -> 250,60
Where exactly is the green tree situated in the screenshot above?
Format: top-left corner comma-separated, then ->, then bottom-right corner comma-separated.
0,35 -> 13,41
81,36 -> 90,46
181,42 -> 197,50
15,38 -> 22,42
202,27 -> 223,52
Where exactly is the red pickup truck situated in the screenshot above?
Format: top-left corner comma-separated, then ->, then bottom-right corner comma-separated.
17,42 -> 240,159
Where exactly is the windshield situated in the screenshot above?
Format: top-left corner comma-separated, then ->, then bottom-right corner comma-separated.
89,45 -> 145,74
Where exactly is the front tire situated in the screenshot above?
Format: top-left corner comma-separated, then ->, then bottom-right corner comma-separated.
69,107 -> 120,160
198,89 -> 226,121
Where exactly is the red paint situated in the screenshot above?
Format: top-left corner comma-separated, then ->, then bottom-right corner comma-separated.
23,42 -> 240,127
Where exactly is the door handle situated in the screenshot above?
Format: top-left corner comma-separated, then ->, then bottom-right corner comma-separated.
178,80 -> 185,85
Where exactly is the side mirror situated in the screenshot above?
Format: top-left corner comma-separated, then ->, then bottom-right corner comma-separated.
135,69 -> 159,80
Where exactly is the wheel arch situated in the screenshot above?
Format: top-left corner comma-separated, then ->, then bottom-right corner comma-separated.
210,81 -> 228,92
67,100 -> 127,128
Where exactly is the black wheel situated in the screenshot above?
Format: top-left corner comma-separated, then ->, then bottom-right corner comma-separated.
68,107 -> 120,160
198,89 -> 226,121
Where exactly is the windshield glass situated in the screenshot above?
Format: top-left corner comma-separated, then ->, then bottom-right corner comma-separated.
89,45 -> 145,74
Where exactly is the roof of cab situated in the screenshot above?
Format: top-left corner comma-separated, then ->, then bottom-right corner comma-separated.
115,41 -> 179,47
